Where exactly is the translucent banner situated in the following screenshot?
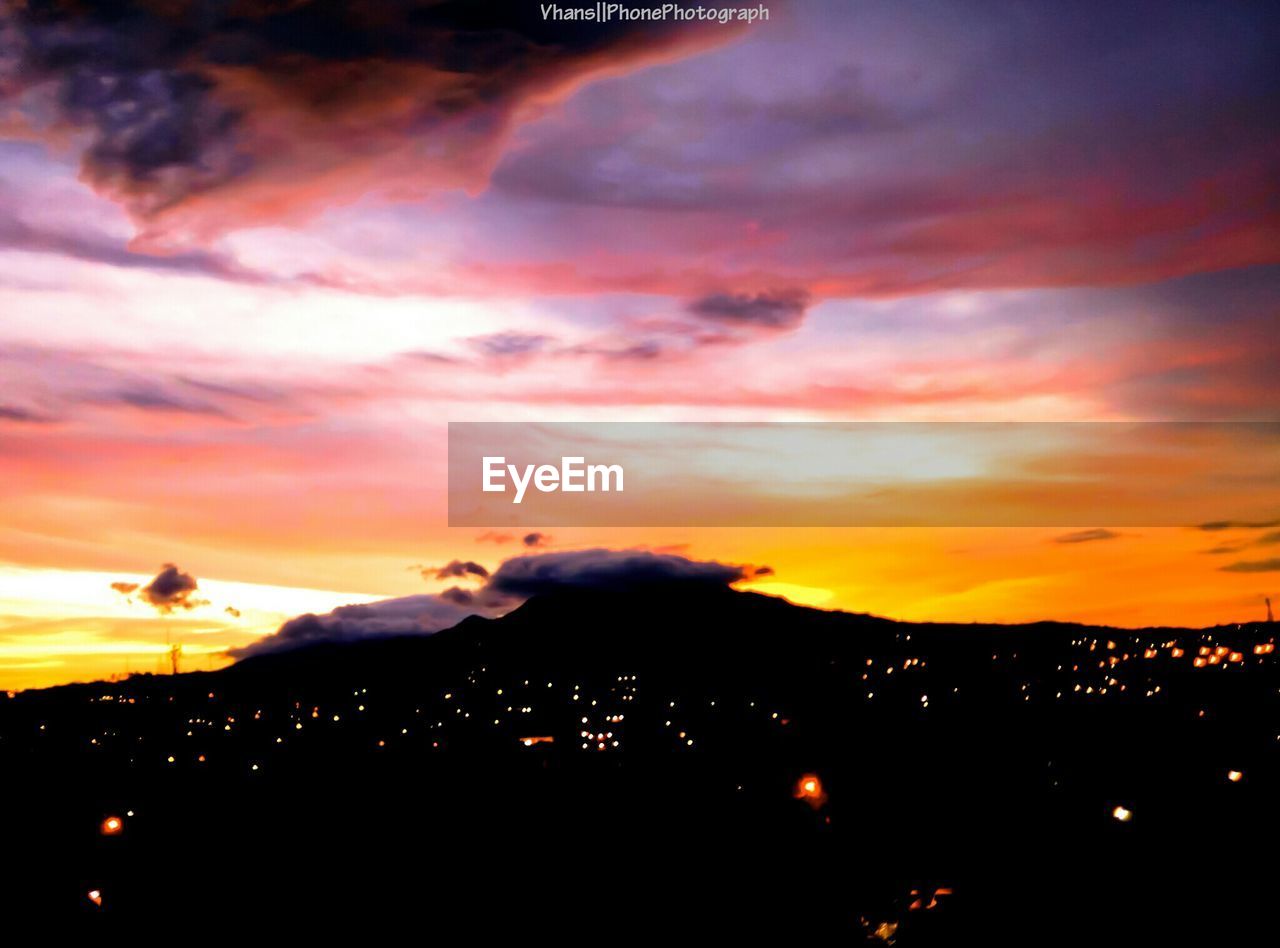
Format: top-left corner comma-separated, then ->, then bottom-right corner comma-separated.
448,422 -> 1280,527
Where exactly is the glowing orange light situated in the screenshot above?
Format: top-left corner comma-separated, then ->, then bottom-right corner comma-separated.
1228,652 -> 1243,663
1112,805 -> 1132,822
100,816 -> 123,836
1254,643 -> 1274,655
1227,770 -> 1243,783
1193,657 -> 1207,667
1171,648 -> 1184,658
1143,649 -> 1158,659
793,773 -> 827,809
87,889 -> 102,907
872,921 -> 898,942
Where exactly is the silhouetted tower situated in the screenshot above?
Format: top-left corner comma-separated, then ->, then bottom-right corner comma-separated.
164,623 -> 181,674
1268,597 -> 1275,624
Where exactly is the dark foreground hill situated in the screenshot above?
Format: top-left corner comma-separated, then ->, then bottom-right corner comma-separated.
2,587 -> 1277,941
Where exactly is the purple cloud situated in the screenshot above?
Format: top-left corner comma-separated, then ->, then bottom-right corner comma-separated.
689,289 -> 813,330
137,564 -> 208,614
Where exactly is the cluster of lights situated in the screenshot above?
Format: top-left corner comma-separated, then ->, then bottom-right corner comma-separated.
579,729 -> 619,751
908,886 -> 953,912
10,616 -> 1277,920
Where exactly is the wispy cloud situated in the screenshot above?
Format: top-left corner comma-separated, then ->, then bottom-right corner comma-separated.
1053,529 -> 1122,545
1220,558 -> 1280,573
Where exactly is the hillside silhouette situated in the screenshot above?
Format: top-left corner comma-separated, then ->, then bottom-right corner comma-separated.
3,586 -> 1276,941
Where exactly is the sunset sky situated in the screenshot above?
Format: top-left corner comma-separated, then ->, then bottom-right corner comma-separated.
1,0 -> 1277,689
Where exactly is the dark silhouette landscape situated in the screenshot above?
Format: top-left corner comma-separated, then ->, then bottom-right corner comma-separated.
3,585 -> 1276,939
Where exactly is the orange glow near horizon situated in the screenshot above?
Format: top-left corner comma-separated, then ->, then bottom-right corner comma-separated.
0,519 -> 1276,691
0,566 -> 386,690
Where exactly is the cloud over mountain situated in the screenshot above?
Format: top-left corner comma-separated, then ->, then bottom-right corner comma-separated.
230,547 -> 770,658
485,548 -> 767,599
226,594 -> 487,660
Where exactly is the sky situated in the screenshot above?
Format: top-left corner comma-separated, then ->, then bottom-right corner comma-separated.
0,0 -> 1277,689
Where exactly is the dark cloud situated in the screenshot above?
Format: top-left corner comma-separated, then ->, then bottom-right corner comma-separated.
477,532 -> 516,544
110,581 -> 139,596
1220,558 -> 1280,574
469,333 -> 554,358
231,548 -> 770,659
1255,531 -> 1280,546
1,0 -> 716,238
688,289 -> 813,329
426,560 -> 490,581
522,532 -> 551,548
563,339 -> 670,362
439,586 -> 475,606
224,606 -> 242,618
85,385 -> 227,417
1197,519 -> 1280,531
226,593 -> 495,660
0,345 -> 298,424
484,325 -> 768,368
1053,528 -> 1122,545
137,563 -> 208,614
492,63 -> 903,210
486,3 -> 1280,301
486,548 -> 767,599
0,213 -> 276,282
0,403 -> 56,424
176,376 -> 288,405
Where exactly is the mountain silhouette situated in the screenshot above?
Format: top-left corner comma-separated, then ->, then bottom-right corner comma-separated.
3,585 -> 1276,941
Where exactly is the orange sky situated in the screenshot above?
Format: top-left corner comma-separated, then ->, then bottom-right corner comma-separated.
1,1 -> 1277,689
2,523 -> 1276,691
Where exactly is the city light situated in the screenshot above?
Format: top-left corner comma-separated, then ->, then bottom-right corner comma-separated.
794,773 -> 827,809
